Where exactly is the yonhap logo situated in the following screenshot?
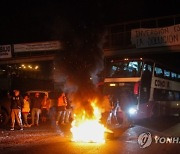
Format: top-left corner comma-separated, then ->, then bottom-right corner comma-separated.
138,132 -> 180,148
138,132 -> 152,148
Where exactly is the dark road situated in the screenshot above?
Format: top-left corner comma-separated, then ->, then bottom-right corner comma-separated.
1,127 -> 180,154
1,117 -> 180,154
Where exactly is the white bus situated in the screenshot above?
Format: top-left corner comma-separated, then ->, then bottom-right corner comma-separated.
103,58 -> 180,120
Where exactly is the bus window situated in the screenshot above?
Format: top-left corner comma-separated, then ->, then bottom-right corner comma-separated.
142,64 -> 152,78
143,64 -> 152,72
171,72 -> 177,80
128,61 -> 139,74
174,92 -> 180,101
154,67 -> 163,77
153,89 -> 168,101
164,70 -> 170,79
178,74 -> 180,81
103,83 -> 138,106
168,91 -> 174,101
107,60 -> 142,77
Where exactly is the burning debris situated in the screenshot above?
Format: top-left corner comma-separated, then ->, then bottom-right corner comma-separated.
53,20 -> 111,142
71,101 -> 106,143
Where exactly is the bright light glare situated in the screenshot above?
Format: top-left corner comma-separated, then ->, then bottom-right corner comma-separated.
71,120 -> 106,143
71,101 -> 107,143
35,66 -> 39,69
110,83 -> 116,87
128,107 -> 137,115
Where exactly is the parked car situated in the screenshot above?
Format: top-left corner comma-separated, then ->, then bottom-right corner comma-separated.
26,90 -> 59,108
26,90 -> 60,121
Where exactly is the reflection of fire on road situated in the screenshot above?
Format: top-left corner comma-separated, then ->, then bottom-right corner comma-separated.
71,100 -> 106,143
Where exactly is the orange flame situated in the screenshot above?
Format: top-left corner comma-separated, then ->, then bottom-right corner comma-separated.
70,100 -> 106,143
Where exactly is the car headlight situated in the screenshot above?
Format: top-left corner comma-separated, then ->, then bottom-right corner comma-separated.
128,107 -> 137,115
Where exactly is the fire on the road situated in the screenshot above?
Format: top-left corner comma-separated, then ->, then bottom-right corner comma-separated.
70,100 -> 107,143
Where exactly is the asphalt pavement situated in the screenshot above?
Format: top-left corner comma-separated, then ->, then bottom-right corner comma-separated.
0,116 -> 180,154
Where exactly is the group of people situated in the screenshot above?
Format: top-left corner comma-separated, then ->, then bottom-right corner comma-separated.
10,90 -> 72,131
10,88 -> 132,130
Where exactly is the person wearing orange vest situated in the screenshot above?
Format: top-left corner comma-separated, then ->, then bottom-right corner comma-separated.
56,92 -> 67,125
22,94 -> 31,127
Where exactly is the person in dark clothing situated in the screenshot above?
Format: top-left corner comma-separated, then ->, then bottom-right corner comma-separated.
119,92 -> 131,127
10,90 -> 23,131
41,94 -> 50,123
31,92 -> 42,126
64,94 -> 73,123
106,95 -> 119,125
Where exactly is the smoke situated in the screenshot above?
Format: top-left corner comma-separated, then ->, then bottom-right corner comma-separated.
53,18 -> 108,118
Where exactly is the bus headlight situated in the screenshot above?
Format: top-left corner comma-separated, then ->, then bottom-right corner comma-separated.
128,107 -> 137,115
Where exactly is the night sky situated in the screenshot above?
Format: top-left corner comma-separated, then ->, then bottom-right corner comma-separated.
0,0 -> 180,70
0,0 -> 180,44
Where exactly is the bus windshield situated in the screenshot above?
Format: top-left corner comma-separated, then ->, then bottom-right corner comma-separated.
106,60 -> 143,77
103,83 -> 139,106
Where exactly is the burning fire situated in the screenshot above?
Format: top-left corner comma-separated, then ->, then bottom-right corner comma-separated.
70,100 -> 106,143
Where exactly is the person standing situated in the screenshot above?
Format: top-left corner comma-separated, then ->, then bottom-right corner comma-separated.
119,92 -> 131,127
22,94 -> 31,127
64,94 -> 73,123
106,94 -> 116,125
31,92 -> 42,126
41,94 -> 50,123
56,92 -> 67,125
10,90 -> 23,131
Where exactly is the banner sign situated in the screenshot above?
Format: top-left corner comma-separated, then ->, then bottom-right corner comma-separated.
0,45 -> 12,59
14,41 -> 61,52
131,24 -> 180,48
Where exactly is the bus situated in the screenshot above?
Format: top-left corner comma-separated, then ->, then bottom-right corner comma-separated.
103,57 -> 180,120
